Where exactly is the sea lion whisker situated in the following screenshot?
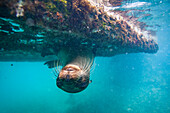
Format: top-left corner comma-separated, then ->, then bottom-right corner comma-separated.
48,61 -> 57,78
52,68 -> 58,77
80,56 -> 85,71
87,59 -> 93,72
90,60 -> 96,74
84,56 -> 94,73
54,61 -> 58,72
52,65 -> 58,77
88,54 -> 94,70
86,56 -> 93,71
84,57 -> 88,71
53,60 -> 59,76
88,58 -> 94,72
53,60 -> 63,76
80,56 -> 87,72
83,57 -> 90,73
57,60 -> 61,73
83,56 -> 89,72
88,57 -> 95,73
58,61 -> 64,73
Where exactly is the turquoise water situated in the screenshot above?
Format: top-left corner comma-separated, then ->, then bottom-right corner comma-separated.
0,0 -> 169,113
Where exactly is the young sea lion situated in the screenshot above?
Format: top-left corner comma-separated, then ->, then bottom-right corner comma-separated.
45,48 -> 94,93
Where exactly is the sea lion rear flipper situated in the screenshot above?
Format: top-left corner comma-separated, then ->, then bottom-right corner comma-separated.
44,60 -> 58,68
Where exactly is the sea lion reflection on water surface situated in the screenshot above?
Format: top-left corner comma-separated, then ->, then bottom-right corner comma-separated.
45,48 -> 94,93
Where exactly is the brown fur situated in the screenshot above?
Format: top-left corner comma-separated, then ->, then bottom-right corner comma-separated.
56,48 -> 94,93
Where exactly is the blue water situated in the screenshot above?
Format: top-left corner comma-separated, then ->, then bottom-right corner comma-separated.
0,0 -> 169,113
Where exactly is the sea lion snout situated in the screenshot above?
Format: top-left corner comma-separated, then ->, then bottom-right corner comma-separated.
66,75 -> 70,79
65,75 -> 70,82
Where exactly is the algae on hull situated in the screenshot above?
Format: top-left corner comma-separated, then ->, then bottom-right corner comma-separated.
0,0 -> 158,61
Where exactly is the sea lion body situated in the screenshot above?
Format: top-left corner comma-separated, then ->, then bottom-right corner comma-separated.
47,48 -> 94,93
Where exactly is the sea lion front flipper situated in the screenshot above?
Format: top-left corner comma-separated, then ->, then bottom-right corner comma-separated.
44,60 -> 58,68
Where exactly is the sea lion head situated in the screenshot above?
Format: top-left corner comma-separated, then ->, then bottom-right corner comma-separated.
56,64 -> 90,93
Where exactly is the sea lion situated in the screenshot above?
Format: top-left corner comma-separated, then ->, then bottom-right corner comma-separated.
45,48 -> 94,93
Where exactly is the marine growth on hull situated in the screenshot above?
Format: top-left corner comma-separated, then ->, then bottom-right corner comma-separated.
0,0 -> 158,61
